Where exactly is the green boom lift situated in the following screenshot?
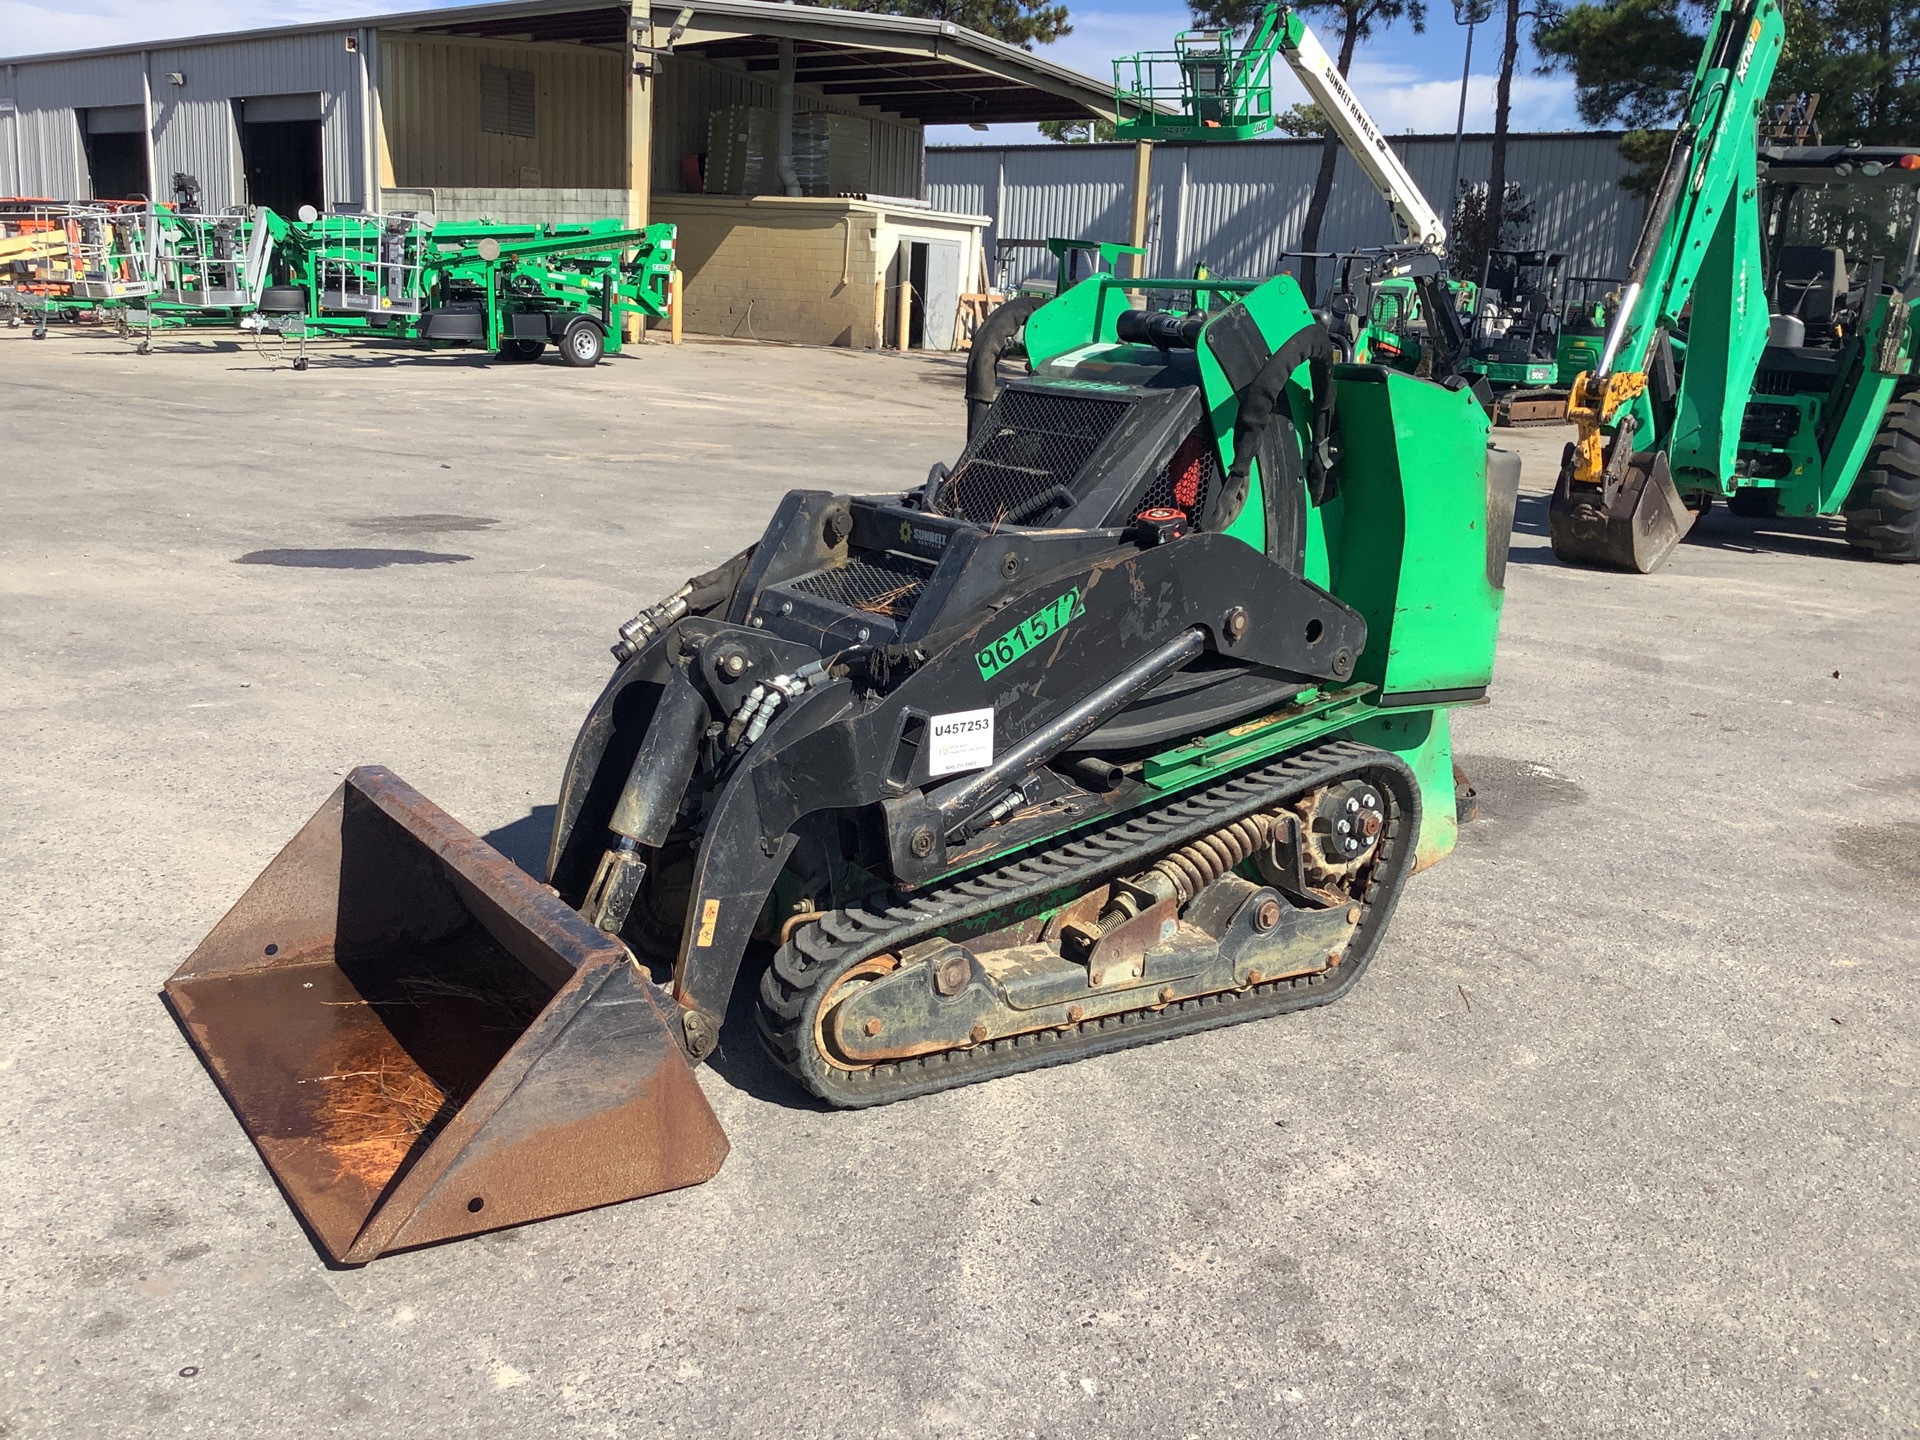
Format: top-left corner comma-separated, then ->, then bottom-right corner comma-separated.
259,213 -> 675,369
1548,0 -> 1920,570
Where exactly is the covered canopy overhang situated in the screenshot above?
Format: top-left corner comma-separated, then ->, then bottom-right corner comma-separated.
386,0 -> 1125,125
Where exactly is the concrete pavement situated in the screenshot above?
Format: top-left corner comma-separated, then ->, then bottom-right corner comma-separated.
0,324 -> 1913,1439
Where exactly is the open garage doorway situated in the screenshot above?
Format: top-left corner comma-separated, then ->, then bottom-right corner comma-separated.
83,106 -> 150,200
235,94 -> 324,216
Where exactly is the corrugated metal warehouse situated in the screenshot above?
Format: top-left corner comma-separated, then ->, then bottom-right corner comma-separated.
0,0 -> 1120,347
928,133 -> 1649,291
3,0 -> 1648,340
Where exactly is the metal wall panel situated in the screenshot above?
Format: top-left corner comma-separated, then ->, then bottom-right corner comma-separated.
149,33 -> 366,210
4,36 -> 364,208
380,34 -> 622,190
1,103 -> 89,198
3,54 -> 148,197
930,133 -> 1647,292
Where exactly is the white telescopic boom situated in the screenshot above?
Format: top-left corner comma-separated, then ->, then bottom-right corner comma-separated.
1279,20 -> 1448,250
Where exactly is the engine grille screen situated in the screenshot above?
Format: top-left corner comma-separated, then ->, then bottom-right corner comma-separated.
937,388 -> 1130,526
789,551 -> 934,618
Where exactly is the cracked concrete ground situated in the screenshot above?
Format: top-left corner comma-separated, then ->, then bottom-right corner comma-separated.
0,323 -> 1914,1439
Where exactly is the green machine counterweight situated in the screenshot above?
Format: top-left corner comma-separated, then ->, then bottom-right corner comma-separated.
1549,0 -> 1920,570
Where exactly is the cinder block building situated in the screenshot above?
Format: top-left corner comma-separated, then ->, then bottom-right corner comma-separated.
0,0 -> 1120,347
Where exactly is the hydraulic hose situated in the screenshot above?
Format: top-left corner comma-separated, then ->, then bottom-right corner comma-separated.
966,295 -> 1042,439
1227,321 -> 1337,506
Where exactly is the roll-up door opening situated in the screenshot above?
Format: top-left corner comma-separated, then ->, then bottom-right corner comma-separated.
84,106 -> 150,200
236,93 -> 324,216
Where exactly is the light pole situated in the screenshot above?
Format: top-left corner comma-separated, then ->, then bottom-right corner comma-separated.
1449,0 -> 1493,237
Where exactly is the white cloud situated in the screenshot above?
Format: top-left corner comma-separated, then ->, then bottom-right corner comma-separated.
1339,61 -> 1579,133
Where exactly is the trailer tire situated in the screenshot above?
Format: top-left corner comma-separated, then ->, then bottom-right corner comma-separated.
1842,398 -> 1920,562
558,321 -> 604,368
500,338 -> 546,362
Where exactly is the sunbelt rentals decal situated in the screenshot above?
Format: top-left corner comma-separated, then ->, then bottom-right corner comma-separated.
976,588 -> 1084,682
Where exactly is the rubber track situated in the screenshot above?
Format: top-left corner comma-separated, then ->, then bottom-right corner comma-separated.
755,737 -> 1419,1108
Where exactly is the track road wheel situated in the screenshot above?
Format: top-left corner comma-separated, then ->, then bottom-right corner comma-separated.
559,321 -> 604,368
1842,399 -> 1920,562
500,338 -> 546,363
755,743 -> 1419,1108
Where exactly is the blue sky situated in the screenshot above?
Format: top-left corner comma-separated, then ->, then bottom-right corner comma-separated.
0,0 -> 1579,140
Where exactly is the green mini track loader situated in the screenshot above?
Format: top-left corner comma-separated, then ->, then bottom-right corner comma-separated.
163,8 -> 1519,1266
1549,0 -> 1920,571
164,265 -> 1519,1263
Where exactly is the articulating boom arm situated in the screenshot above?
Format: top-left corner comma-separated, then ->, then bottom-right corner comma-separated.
1113,5 -> 1446,250
1275,10 -> 1447,250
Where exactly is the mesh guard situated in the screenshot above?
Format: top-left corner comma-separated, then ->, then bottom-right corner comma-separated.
936,388 -> 1130,526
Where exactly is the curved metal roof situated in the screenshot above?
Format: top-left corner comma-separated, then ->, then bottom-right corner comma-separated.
2,0 -> 1123,125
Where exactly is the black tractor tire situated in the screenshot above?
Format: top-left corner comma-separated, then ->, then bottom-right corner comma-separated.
499,337 -> 546,362
259,286 -> 307,315
558,321 -> 604,368
1728,486 -> 1779,519
1842,398 -> 1920,562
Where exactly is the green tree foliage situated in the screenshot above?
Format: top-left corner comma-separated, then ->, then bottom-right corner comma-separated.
1039,117 -> 1119,141
1273,101 -> 1331,135
1537,0 -> 1920,146
1448,179 -> 1536,278
1775,0 -> 1920,142
1534,0 -> 1701,128
807,0 -> 1070,47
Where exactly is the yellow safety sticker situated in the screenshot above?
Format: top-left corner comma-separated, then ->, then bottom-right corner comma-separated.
695,898 -> 721,947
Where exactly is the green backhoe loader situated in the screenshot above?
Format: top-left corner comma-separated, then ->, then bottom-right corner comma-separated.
1548,0 -> 1920,571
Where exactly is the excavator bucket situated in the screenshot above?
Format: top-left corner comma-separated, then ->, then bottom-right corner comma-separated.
163,767 -> 728,1265
1547,449 -> 1695,573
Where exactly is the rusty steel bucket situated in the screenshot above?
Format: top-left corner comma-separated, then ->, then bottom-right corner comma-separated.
164,767 -> 728,1265
1547,449 -> 1696,574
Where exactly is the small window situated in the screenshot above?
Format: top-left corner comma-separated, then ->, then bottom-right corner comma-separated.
480,65 -> 535,138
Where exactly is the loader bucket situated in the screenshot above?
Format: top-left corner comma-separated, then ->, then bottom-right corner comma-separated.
1548,450 -> 1695,574
164,766 -> 728,1265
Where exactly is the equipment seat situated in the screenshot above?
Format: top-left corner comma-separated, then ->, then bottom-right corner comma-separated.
1773,245 -> 1848,331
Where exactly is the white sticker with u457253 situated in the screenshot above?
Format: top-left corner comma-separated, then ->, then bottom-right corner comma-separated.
927,708 -> 995,776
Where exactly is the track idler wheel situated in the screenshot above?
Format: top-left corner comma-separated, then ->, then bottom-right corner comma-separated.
1548,447 -> 1694,574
